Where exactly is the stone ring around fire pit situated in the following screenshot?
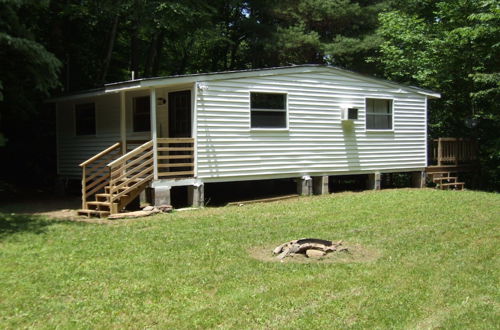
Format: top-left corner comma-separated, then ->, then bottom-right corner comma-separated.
273,238 -> 348,260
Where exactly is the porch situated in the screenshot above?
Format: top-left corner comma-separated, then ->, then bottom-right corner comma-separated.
426,137 -> 479,190
75,82 -> 199,217
78,138 -> 195,217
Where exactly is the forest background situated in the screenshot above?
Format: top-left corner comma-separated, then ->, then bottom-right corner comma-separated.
0,0 -> 498,192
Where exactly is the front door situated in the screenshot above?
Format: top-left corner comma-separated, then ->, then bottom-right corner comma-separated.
168,90 -> 191,138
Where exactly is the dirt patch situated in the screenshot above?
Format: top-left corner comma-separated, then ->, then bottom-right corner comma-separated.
249,242 -> 381,264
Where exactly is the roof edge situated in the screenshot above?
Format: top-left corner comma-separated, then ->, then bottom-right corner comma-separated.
47,64 -> 440,102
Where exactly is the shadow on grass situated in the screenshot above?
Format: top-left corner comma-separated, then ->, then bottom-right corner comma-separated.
0,213 -> 58,239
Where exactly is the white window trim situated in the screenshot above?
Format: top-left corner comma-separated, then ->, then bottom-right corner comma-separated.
249,91 -> 289,131
74,102 -> 97,137
364,97 -> 395,132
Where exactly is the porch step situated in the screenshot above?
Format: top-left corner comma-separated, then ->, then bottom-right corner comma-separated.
86,201 -> 111,207
95,193 -> 129,201
440,182 -> 465,190
433,176 -> 458,183
95,193 -> 111,200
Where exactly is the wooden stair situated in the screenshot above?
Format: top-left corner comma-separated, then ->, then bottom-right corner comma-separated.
78,141 -> 155,218
429,171 -> 465,190
78,178 -> 150,218
77,138 -> 195,218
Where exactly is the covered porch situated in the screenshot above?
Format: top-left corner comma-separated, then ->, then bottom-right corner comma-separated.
78,84 -> 199,217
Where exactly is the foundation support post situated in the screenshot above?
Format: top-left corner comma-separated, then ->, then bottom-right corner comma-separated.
367,172 -> 381,190
188,183 -> 204,208
139,187 -> 154,208
412,171 -> 426,188
297,175 -> 312,196
312,176 -> 329,195
153,186 -> 171,206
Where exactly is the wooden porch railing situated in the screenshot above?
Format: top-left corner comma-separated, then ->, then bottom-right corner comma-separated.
157,138 -> 195,179
107,140 -> 154,211
79,138 -> 195,212
430,137 -> 478,166
79,142 -> 122,209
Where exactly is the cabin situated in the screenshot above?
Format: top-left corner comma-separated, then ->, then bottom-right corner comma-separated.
49,64 -> 443,217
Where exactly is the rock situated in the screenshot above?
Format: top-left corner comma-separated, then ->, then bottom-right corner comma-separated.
143,206 -> 155,211
157,204 -> 173,213
273,240 -> 298,255
306,249 -> 326,258
273,245 -> 284,255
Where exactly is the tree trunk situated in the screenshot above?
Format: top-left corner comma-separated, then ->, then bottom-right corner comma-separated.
130,30 -> 140,79
99,13 -> 119,85
151,31 -> 164,76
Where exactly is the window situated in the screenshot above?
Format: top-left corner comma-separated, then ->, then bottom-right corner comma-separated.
250,92 -> 287,129
75,103 -> 96,135
133,96 -> 151,132
366,98 -> 392,130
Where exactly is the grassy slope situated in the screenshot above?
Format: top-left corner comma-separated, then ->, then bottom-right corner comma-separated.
0,189 -> 498,328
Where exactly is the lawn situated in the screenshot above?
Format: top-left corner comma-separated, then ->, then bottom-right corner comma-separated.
0,189 -> 498,328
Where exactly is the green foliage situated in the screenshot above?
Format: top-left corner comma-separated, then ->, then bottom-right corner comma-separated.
0,1 -> 61,94
0,0 -> 498,190
0,190 -> 499,327
373,0 -> 500,190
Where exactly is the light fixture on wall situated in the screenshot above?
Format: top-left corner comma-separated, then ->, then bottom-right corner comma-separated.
157,97 -> 166,106
197,82 -> 208,91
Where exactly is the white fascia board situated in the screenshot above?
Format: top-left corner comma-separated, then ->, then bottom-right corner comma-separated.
136,66 -> 327,88
104,81 -> 143,93
325,67 -> 441,99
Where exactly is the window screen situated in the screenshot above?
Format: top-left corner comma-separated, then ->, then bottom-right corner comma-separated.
133,96 -> 151,132
250,93 -> 287,128
366,99 -> 392,130
75,103 -> 96,135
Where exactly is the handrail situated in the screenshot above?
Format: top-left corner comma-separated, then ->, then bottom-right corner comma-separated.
430,137 -> 478,166
79,142 -> 121,167
80,142 -> 123,209
107,140 -> 155,205
107,140 -> 153,168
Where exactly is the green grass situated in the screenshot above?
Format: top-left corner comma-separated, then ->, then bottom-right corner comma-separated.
0,189 -> 499,328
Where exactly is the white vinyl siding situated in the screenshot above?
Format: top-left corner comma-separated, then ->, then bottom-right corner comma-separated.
57,94 -> 121,178
195,68 -> 428,182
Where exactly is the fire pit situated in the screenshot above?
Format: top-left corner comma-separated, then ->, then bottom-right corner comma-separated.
273,238 -> 348,260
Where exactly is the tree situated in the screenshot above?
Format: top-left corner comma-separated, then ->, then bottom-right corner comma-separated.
0,0 -> 61,146
374,0 -> 500,190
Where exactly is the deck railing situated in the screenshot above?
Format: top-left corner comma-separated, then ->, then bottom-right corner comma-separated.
79,142 -> 122,209
157,138 -> 195,179
107,140 -> 154,207
80,138 -> 195,209
430,137 -> 478,166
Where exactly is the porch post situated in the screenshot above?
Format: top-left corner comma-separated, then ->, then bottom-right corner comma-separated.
119,91 -> 126,154
150,88 -> 158,180
437,138 -> 442,166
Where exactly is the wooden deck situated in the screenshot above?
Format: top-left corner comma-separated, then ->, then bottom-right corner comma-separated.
78,138 -> 194,217
425,137 -> 478,190
428,137 -> 478,166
